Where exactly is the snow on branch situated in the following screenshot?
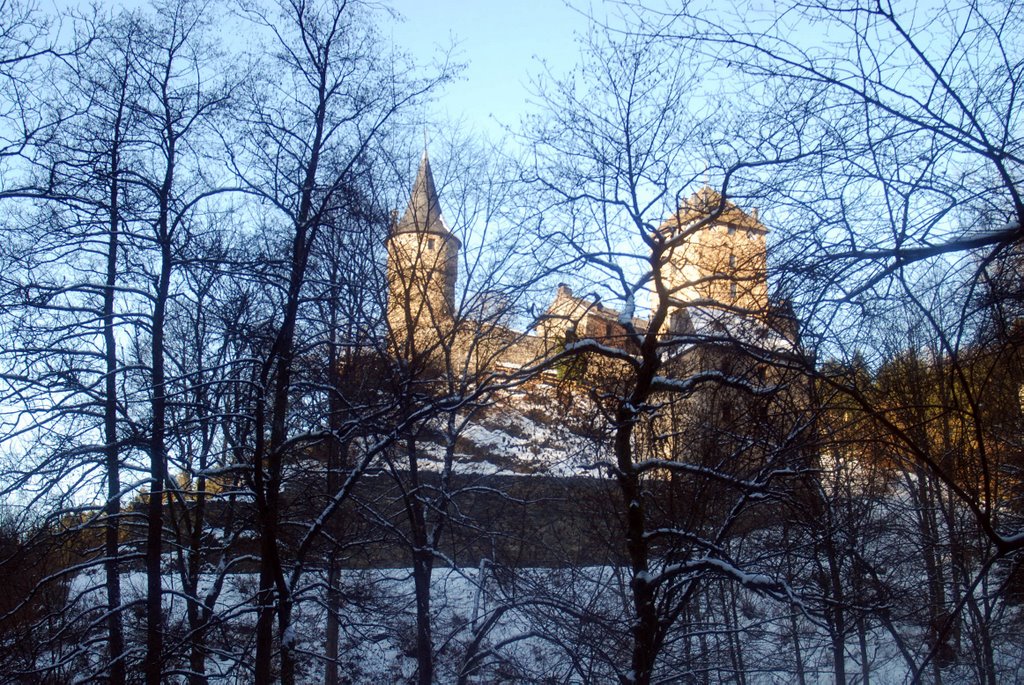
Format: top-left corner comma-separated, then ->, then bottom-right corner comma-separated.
563,339 -> 641,367
633,459 -> 779,493
650,372 -> 779,396
655,557 -> 811,616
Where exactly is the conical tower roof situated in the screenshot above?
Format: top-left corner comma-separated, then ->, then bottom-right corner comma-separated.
394,150 -> 453,238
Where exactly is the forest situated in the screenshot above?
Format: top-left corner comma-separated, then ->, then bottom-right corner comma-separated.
0,0 -> 1022,683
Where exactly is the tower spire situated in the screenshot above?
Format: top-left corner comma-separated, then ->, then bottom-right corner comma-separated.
386,150 -> 461,347
395,148 -> 450,236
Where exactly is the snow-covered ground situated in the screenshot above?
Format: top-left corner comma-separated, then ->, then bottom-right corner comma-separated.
56,556 -> 1024,684
20,388 -> 1024,684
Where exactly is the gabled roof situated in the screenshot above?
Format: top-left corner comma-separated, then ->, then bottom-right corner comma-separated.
658,186 -> 766,235
394,150 -> 454,238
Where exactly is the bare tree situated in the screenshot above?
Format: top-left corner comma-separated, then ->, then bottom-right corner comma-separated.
228,1 -> 451,680
0,12 -> 138,678
161,229 -> 264,683
365,140 -> 557,684
0,2 -> 237,681
58,15 -> 143,682
0,0 -> 91,200
306,174 -> 390,685
116,6 -> 237,680
522,25 -> 816,684
589,0 -> 1024,678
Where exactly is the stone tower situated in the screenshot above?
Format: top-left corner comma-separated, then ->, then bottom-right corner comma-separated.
657,187 -> 769,332
386,151 -> 461,353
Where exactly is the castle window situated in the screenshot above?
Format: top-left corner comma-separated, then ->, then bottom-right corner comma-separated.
730,282 -> 738,300
729,254 -> 735,269
727,224 -> 736,235
427,238 -> 436,250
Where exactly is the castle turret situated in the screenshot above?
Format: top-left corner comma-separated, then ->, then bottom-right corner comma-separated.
656,187 -> 769,333
386,151 -> 461,353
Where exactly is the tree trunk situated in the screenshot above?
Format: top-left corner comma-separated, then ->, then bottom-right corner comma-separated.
403,438 -> 435,685
693,590 -> 710,685
789,609 -> 807,685
413,547 -> 434,685
857,614 -> 870,685
186,476 -> 209,685
783,541 -> 807,685
724,583 -> 747,685
824,524 -> 847,684
144,128 -> 175,682
254,487 -> 279,683
617,294 -> 667,685
144,240 -> 171,685
618,428 -> 659,685
103,111 -> 126,685
917,474 -> 948,683
278,597 -> 296,685
850,562 -> 870,685
324,292 -> 345,685
325,555 -> 341,685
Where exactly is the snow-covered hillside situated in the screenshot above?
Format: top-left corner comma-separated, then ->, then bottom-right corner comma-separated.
402,384 -> 610,478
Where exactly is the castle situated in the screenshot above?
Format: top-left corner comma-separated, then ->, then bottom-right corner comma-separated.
385,150 -> 791,373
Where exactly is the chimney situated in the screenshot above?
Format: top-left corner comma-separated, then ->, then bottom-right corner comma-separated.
751,207 -> 759,222
557,283 -> 573,298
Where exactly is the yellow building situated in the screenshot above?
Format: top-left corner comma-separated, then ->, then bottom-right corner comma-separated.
656,186 -> 770,337
386,151 -> 461,360
386,157 -> 791,369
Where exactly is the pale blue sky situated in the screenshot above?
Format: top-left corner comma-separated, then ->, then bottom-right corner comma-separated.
389,0 -> 593,138
51,0 -> 595,138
